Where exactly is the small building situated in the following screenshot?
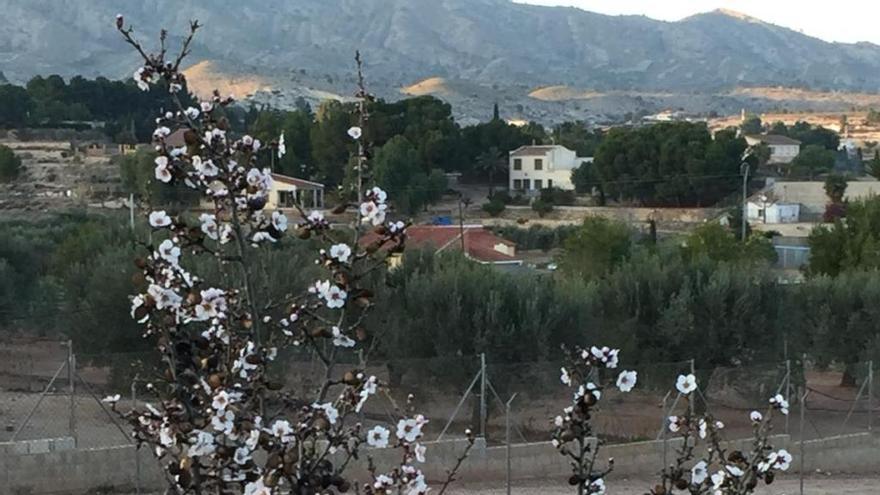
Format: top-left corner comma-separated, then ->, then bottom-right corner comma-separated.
508,145 -> 592,193
360,225 -> 522,268
744,134 -> 801,164
268,173 -> 325,210
747,200 -> 800,224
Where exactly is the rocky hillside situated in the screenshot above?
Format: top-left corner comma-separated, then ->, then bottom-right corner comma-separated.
2,0 -> 880,121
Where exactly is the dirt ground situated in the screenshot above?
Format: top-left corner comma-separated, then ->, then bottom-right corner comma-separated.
455,475 -> 880,494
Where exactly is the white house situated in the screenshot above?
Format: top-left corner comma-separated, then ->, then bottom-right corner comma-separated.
508,145 -> 592,193
747,200 -> 800,224
744,134 -> 801,164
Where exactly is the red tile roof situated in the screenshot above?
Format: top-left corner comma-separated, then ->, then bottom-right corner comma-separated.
361,225 -> 521,264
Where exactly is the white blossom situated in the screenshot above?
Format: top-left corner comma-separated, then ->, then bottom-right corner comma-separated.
332,326 -> 355,348
360,200 -> 387,226
587,478 -> 606,495
243,478 -> 271,495
211,410 -> 235,435
312,402 -> 339,425
154,156 -> 172,183
347,126 -> 362,140
396,416 -> 427,443
133,67 -> 150,91
367,426 -> 390,448
188,430 -> 216,457
691,460 -> 708,484
560,367 -> 571,386
676,374 -> 698,395
616,370 -> 637,392
750,410 -> 763,423
278,132 -> 286,159
725,465 -> 744,477
329,243 -> 352,263
272,211 -> 288,232
184,106 -> 200,120
212,390 -> 230,411
102,394 -> 121,404
711,470 -> 726,490
149,211 -> 172,228
770,394 -> 790,415
233,446 -> 251,465
156,239 -> 181,266
270,419 -> 294,443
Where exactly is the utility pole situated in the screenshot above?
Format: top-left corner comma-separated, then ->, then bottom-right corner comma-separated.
458,194 -> 471,253
740,162 -> 750,241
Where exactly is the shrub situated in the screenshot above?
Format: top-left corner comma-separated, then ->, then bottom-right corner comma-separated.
532,198 -> 553,217
482,198 -> 506,217
0,145 -> 22,182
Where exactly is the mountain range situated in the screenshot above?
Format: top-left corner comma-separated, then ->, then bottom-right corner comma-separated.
3,0 -> 880,122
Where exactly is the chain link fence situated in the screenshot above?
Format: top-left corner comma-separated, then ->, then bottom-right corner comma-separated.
0,343 -> 875,451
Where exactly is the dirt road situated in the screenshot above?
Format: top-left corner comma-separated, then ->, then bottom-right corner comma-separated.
455,475 -> 880,494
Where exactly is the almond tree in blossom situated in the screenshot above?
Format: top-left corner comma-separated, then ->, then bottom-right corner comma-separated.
553,345 -> 638,495
105,15 -> 471,494
649,374 -> 792,495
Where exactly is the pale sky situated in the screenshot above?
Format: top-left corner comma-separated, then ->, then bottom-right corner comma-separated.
516,1 -> 880,45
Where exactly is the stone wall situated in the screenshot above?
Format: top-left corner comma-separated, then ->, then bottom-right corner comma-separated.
2,433 -> 878,494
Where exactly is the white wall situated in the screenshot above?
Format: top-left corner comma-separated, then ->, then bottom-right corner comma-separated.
769,144 -> 800,164
509,147 -> 590,192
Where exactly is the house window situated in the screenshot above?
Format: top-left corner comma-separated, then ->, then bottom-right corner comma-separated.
513,179 -> 522,190
534,179 -> 543,190
513,158 -> 522,171
278,190 -> 297,207
534,158 -> 543,170
548,179 -> 553,188
522,179 -> 531,190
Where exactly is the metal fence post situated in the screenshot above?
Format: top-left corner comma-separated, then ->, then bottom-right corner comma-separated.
689,359 -> 696,416
68,340 -> 77,447
785,359 -> 791,435
869,361 -> 874,432
505,393 -> 518,495
133,378 -> 141,495
799,353 -> 808,495
480,353 -> 487,439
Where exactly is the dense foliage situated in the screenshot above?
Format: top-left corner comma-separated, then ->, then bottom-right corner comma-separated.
3,213 -> 879,376
589,123 -> 748,206
0,144 -> 22,181
0,75 -> 195,142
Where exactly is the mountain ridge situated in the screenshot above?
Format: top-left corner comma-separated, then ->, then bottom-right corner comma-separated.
2,0 -> 880,122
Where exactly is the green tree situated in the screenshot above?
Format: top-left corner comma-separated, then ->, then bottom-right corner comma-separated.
591,122 -> 745,206
0,145 -> 22,182
790,144 -> 834,179
751,142 -> 772,167
119,148 -> 198,207
824,173 -> 848,204
373,136 -> 446,214
0,85 -> 33,127
681,223 -> 776,265
806,197 -> 880,277
868,151 -> 880,179
741,115 -> 763,134
310,100 -> 353,185
559,217 -> 632,280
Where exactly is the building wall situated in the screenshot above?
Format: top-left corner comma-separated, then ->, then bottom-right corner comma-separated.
509,149 -> 588,192
769,144 -> 800,164
770,181 -> 880,215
